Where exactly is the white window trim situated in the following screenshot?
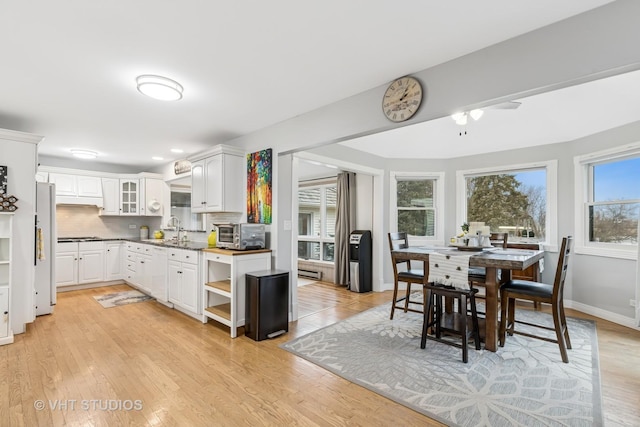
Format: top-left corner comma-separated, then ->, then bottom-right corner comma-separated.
456,160 -> 558,252
390,171 -> 445,246
574,142 -> 640,260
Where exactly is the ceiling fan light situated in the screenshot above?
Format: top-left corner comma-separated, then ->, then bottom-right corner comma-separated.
454,113 -> 468,126
136,75 -> 183,101
470,109 -> 484,120
451,112 -> 465,122
70,149 -> 97,159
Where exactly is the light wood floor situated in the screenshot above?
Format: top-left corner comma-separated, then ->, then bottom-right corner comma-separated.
2,283 -> 639,426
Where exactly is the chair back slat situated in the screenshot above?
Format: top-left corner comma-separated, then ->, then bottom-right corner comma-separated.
489,232 -> 508,249
388,232 -> 412,269
553,236 -> 573,303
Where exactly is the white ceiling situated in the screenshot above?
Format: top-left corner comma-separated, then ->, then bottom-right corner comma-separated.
0,1 -> 615,169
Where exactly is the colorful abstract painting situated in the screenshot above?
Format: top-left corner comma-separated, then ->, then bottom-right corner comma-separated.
247,149 -> 272,224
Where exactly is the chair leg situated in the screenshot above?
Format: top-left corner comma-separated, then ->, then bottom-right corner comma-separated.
460,294 -> 468,363
552,303 -> 570,363
390,280 -> 400,320
404,283 -> 412,312
470,294 -> 481,350
499,292 -> 508,347
507,297 -> 516,336
559,300 -> 572,349
421,289 -> 435,349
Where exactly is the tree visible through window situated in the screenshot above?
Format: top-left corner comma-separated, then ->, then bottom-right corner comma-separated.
466,170 -> 546,241
588,157 -> 640,244
396,179 -> 435,237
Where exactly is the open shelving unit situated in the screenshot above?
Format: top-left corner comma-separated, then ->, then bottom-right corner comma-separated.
202,249 -> 271,338
0,213 -> 14,345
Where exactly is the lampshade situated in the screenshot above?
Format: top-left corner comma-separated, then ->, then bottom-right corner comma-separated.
70,149 -> 97,159
451,112 -> 468,126
136,75 -> 183,101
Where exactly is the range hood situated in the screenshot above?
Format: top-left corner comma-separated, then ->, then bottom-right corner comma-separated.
56,195 -> 104,208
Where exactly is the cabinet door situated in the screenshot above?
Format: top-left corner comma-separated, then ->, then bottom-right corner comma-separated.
191,160 -> 206,213
49,173 -> 77,196
144,178 -> 164,216
0,287 -> 9,338
120,179 -> 139,215
167,260 -> 182,304
101,178 -> 120,215
180,262 -> 199,313
204,155 -> 223,211
77,176 -> 102,197
137,254 -> 153,293
56,252 -> 78,286
104,243 -> 122,281
151,248 -> 167,301
78,250 -> 104,284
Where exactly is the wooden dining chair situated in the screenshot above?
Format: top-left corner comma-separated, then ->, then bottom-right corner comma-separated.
468,232 -> 508,311
499,236 -> 573,363
387,232 -> 426,319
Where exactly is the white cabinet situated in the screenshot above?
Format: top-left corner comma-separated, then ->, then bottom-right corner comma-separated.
101,178 -> 120,216
49,173 -> 103,203
167,248 -> 200,314
120,179 -> 139,215
151,247 -> 167,301
0,214 -> 14,344
140,178 -> 164,217
202,249 -> 271,338
104,241 -> 123,281
191,147 -> 244,213
55,241 -> 105,287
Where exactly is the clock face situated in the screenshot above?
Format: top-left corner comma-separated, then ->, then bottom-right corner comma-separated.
382,76 -> 423,122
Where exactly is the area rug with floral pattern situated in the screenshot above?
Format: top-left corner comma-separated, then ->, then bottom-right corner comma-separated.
281,303 -> 602,426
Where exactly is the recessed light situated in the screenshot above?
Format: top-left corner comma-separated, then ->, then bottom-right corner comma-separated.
152,156 -> 164,161
70,149 -> 97,159
170,148 -> 184,154
136,75 -> 183,101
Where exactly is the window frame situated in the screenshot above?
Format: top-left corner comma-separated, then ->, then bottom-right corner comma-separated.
574,143 -> 640,260
390,171 -> 445,246
456,160 -> 558,252
297,180 -> 337,262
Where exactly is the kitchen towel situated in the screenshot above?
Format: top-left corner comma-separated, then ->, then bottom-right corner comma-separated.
428,251 -> 473,290
37,227 -> 45,260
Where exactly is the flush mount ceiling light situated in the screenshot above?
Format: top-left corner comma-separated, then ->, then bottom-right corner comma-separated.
151,156 -> 164,161
451,108 -> 484,126
70,149 -> 97,159
136,75 -> 183,101
170,148 -> 184,153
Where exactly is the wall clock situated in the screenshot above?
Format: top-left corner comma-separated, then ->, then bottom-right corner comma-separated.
382,76 -> 423,122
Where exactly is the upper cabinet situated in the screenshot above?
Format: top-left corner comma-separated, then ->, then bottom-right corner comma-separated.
101,177 -> 165,216
191,145 -> 244,213
49,173 -> 103,206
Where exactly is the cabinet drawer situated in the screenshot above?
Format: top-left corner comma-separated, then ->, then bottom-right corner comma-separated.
167,248 -> 199,264
79,241 -> 103,251
206,253 -> 231,265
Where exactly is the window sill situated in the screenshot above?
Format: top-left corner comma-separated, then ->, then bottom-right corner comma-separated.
575,245 -> 637,260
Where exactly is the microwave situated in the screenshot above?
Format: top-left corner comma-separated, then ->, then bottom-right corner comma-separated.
215,223 -> 266,250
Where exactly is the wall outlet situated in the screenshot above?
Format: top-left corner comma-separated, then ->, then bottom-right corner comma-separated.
630,299 -> 636,307
129,224 -> 137,229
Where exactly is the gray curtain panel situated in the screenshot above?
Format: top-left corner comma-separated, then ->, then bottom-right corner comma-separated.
334,172 -> 356,286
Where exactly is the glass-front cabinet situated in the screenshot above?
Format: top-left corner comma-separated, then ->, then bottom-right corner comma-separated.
120,179 -> 139,215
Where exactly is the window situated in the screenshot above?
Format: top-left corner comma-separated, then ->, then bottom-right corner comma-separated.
390,172 -> 444,244
575,145 -> 640,258
457,161 -> 557,248
298,182 -> 336,262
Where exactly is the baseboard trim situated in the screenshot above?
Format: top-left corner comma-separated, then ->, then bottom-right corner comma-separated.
565,299 -> 640,331
57,280 -> 124,293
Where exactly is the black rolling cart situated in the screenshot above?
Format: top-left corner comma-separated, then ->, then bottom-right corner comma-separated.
245,270 -> 289,341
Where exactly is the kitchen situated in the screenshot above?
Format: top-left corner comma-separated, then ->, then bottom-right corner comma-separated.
1,2 -> 640,425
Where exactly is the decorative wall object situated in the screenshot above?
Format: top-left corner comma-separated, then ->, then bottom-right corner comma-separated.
0,165 -> 7,195
0,194 -> 18,211
173,159 -> 191,175
246,148 -> 272,224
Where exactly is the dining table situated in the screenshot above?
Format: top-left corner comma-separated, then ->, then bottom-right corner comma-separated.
390,245 -> 545,352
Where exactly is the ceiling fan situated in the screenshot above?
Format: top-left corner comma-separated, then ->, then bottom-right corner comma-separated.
451,101 -> 521,125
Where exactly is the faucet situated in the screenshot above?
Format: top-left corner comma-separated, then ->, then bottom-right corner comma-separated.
168,216 -> 182,242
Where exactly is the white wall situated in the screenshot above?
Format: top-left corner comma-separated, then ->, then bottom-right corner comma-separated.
0,129 -> 41,334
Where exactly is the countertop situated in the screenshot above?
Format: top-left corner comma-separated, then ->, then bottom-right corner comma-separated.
58,237 -> 210,251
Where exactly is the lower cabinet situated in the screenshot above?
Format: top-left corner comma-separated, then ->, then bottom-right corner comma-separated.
104,241 -> 123,281
56,242 -> 105,287
151,247 -> 167,301
168,249 -> 200,314
0,286 -> 9,339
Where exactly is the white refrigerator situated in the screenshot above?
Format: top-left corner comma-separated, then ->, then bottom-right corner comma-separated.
34,182 -> 56,315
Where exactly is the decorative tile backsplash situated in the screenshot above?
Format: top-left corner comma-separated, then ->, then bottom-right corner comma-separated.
56,206 -> 162,238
